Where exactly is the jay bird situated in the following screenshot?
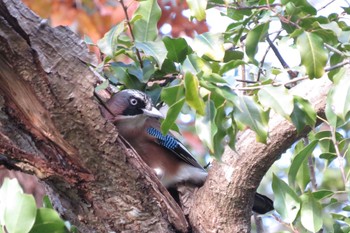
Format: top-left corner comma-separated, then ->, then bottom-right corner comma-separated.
101,89 -> 273,214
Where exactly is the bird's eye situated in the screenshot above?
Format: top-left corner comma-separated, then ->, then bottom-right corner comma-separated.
130,98 -> 138,106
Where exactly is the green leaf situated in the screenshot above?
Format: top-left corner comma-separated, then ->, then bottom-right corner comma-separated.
219,60 -> 245,75
272,174 -> 301,223
233,96 -> 269,143
29,208 -> 67,233
295,155 -> 310,192
327,69 -> 350,121
192,32 -> 225,61
182,54 -> 211,74
186,0 -> 207,21
184,72 -> 205,115
163,37 -> 190,63
107,63 -> 144,89
161,84 -> 185,106
161,98 -> 185,134
200,81 -> 237,103
97,22 -> 125,57
258,85 -> 294,119
290,96 -> 317,133
135,41 -> 167,67
245,22 -> 269,64
0,178 -> 23,225
5,193 -> 37,233
297,31 -> 328,79
42,196 -> 53,209
300,192 -> 323,232
328,53 -> 344,81
223,50 -> 244,62
312,190 -> 334,200
195,101 -> 217,153
133,0 -> 161,42
288,140 -> 318,187
213,104 -> 227,158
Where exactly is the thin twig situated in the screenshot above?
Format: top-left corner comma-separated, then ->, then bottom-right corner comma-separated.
317,0 -> 337,11
208,3 -> 281,10
119,0 -> 144,68
325,60 -> 350,72
324,43 -> 346,56
234,59 -> 350,91
236,79 -> 258,84
253,213 -> 264,233
272,214 -> 300,233
266,36 -> 298,79
232,76 -> 308,91
330,126 -> 347,186
303,137 -> 317,191
257,31 -> 282,81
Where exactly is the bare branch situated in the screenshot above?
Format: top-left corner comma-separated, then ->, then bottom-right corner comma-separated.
208,3 -> 282,10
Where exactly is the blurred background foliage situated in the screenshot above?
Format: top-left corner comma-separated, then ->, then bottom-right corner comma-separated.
7,0 -> 350,232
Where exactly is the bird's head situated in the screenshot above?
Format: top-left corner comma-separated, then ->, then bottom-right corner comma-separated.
102,89 -> 164,120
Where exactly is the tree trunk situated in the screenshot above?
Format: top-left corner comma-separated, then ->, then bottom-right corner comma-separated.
0,0 -> 332,232
0,0 -> 187,232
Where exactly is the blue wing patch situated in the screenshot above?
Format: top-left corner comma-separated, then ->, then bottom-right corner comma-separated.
146,127 -> 205,169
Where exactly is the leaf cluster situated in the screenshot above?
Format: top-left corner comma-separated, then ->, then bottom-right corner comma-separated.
0,178 -> 76,233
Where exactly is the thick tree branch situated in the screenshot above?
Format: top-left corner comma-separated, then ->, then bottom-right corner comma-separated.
189,78 -> 332,232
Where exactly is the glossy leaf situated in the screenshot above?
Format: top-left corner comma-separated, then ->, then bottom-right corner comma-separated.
223,50 -> 244,62
290,96 -> 317,133
135,41 -> 167,67
297,31 -> 328,79
192,32 -> 225,61
97,22 -> 125,57
5,193 -> 36,233
29,208 -> 67,233
182,54 -> 211,74
219,60 -> 245,75
258,85 -> 294,119
300,193 -> 323,232
42,196 -> 53,209
272,174 -> 301,223
312,190 -> 334,200
107,63 -> 144,89
133,0 -> 161,42
0,178 -> 24,225
200,81 -> 237,103
161,84 -> 185,106
246,22 -> 269,64
213,104 -> 227,158
327,69 -> 350,121
187,0 -> 207,21
233,96 -> 268,143
295,155 -> 310,192
195,101 -> 217,153
163,37 -> 190,63
288,140 -> 318,187
161,98 -> 185,134
184,72 -> 205,115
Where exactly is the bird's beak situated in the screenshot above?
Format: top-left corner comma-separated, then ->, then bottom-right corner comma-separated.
142,107 -> 164,119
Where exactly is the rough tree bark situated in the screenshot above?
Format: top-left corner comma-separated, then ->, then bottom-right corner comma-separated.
0,0 -> 187,232
0,0 -> 332,232
189,79 -> 332,232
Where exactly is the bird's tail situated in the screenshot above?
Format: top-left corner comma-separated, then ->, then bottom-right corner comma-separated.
253,193 -> 274,214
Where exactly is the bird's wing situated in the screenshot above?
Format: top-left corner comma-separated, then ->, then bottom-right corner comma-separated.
146,127 -> 205,170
